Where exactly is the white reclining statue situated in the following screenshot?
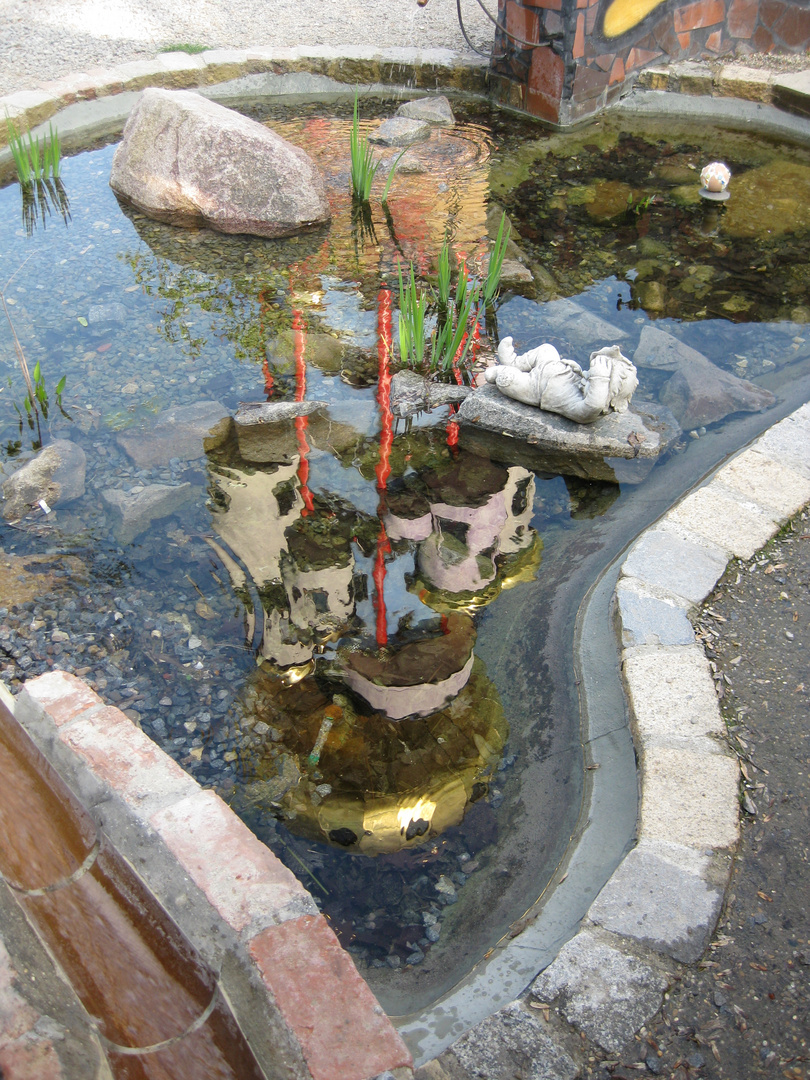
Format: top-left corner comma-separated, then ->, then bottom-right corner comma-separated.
485,337 -> 638,424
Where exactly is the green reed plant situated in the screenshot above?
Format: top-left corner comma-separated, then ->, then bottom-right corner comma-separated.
6,118 -> 62,185
350,94 -> 380,203
397,261 -> 428,370
483,212 -> 510,307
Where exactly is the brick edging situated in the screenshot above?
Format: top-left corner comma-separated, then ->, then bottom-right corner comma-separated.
13,672 -> 413,1080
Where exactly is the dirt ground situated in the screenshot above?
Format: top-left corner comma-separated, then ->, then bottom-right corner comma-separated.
582,508 -> 810,1080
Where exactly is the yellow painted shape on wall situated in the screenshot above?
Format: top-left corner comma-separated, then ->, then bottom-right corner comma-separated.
603,0 -> 667,37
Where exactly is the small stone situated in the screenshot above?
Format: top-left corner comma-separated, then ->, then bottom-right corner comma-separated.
188,635 -> 202,649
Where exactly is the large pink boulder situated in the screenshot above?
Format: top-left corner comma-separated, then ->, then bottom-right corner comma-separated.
110,88 -> 331,237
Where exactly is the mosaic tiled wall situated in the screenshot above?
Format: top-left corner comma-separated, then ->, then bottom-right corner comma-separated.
490,0 -> 810,125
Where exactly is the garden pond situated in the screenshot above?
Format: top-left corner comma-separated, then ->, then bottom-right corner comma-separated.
1,95 -> 810,1016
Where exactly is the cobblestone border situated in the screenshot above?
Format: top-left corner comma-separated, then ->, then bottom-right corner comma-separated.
417,406 -> 810,1077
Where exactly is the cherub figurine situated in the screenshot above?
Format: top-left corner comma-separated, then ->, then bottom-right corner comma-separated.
485,338 -> 638,424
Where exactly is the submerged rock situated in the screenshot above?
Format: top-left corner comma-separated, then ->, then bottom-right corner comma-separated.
396,95 -> 455,126
102,483 -> 196,544
2,440 -> 86,521
109,88 -> 331,238
634,325 -> 775,429
117,400 -> 229,467
369,117 -> 431,147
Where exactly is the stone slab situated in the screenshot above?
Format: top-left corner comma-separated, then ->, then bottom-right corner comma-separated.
459,384 -> 671,461
639,745 -> 739,851
614,578 -> 695,647
101,482 -> 196,543
117,400 -> 229,467
588,840 -> 726,963
530,928 -> 670,1054
666,484 -> 779,560
150,789 -> 317,936
622,644 -> 725,750
716,448 -> 810,519
448,1001 -> 578,1080
620,524 -> 728,607
752,408 -> 810,480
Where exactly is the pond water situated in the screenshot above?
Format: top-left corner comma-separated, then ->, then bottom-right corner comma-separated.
1,97 -> 810,1017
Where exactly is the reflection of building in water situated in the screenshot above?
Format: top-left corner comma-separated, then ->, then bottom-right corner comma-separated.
207,442 -> 357,671
234,654 -> 508,854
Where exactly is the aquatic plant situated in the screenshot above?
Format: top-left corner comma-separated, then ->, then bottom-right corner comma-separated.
349,94 -> 404,205
397,215 -> 510,377
350,94 -> 380,203
6,118 -> 61,184
2,266 -> 68,449
158,42 -> 210,54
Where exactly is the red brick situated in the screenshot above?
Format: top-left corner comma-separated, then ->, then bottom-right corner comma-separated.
526,44 -> 565,121
24,671 -> 103,727
761,0 -> 788,29
674,0 -> 725,32
752,23 -> 775,49
705,28 -> 724,49
626,46 -> 663,69
610,55 -> 627,83
574,13 -> 586,56
728,0 -> 759,37
249,916 -> 412,1080
773,4 -> 810,47
151,790 -> 315,933
59,705 -> 198,810
506,1 -> 540,44
677,31 -> 692,48
522,0 -> 562,8
572,62 -> 610,99
586,4 -> 599,32
594,52 -> 616,70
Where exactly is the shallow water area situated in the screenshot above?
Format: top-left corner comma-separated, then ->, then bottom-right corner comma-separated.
1,97 -> 810,1018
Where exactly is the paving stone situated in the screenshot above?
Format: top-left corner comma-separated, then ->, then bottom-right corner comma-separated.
615,578 -> 695,647
150,789 -> 317,935
753,408 -> 810,480
666,484 -> 779,560
101,482 -> 196,544
620,524 -> 728,606
531,929 -> 670,1054
588,840 -> 726,962
639,745 -> 739,851
448,1001 -> 579,1080
717,64 -> 772,102
248,915 -> 412,1080
622,644 -> 725,750
715,448 -> 810,519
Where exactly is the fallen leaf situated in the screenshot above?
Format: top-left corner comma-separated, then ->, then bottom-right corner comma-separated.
750,961 -> 768,970
756,891 -> 773,903
77,316 -> 88,326
96,342 -> 112,353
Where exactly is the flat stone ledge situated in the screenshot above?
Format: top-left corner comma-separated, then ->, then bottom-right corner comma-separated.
588,839 -> 729,964
0,47 -> 488,151
714,448 -> 810,519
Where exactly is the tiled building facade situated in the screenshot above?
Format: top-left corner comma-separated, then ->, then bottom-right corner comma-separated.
489,0 -> 810,124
